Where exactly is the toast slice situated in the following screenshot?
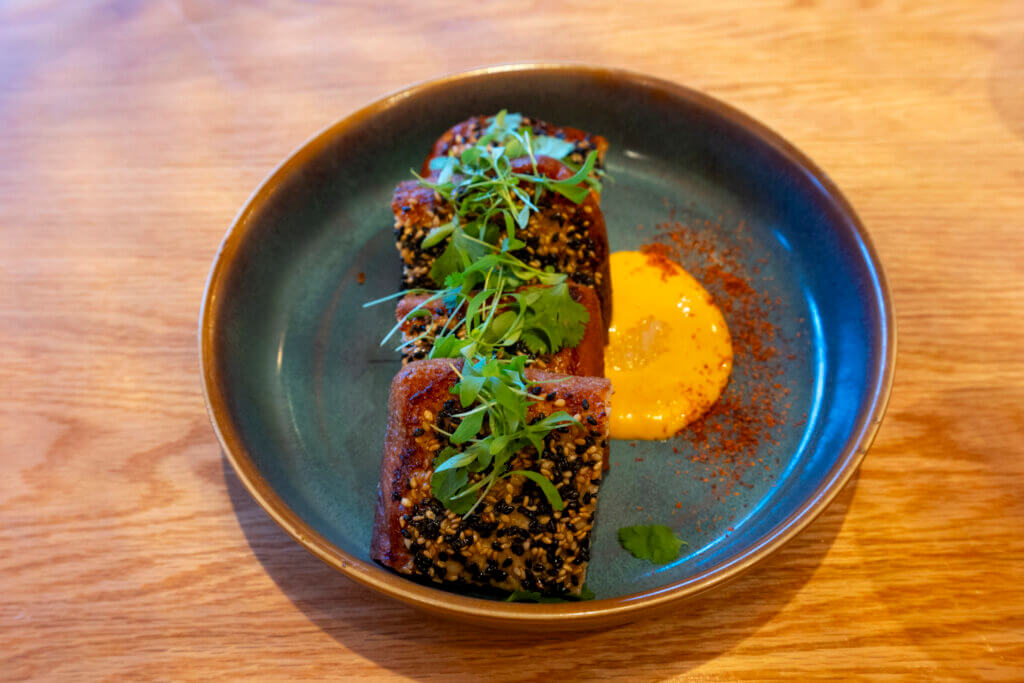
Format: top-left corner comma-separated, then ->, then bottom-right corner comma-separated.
370,359 -> 611,597
421,114 -> 609,176
392,156 -> 611,325
395,283 -> 606,376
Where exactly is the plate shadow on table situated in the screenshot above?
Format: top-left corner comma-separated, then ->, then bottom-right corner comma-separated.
224,455 -> 858,679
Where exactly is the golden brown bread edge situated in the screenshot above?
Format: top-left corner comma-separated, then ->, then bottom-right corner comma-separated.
394,282 -> 606,377
370,358 -> 611,596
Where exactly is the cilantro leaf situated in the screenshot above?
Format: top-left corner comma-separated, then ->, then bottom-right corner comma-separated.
519,283 -> 589,355
618,525 -> 686,564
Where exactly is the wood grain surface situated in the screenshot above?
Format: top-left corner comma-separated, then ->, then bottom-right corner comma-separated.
2,0 -> 1023,679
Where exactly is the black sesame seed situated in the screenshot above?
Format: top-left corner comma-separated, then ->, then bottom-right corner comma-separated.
587,415 -> 598,426
582,399 -> 589,410
545,392 -> 557,402
468,517 -> 497,537
491,541 -> 503,552
511,543 -> 525,556
413,427 -> 424,436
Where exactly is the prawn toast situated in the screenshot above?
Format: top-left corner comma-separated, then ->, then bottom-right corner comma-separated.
391,156 -> 611,325
371,359 -> 611,597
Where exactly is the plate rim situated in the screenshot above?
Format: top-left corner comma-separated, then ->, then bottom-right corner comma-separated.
199,62 -> 896,628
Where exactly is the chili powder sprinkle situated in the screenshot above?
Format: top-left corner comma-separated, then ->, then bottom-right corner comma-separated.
641,213 -> 798,504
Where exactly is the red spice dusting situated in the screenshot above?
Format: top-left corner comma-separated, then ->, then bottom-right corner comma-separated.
642,212 -> 798,506
675,502 -> 683,509
356,271 -> 366,285
641,242 -> 681,281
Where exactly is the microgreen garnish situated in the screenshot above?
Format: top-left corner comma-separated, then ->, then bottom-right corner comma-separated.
415,109 -> 601,287
429,355 -> 578,516
617,525 -> 687,564
368,111 -> 601,517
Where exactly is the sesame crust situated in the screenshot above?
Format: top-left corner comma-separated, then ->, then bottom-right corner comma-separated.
390,156 -> 612,327
395,282 -> 606,377
371,359 -> 611,597
421,115 -> 609,177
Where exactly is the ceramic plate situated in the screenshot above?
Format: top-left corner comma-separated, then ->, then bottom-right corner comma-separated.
200,64 -> 895,629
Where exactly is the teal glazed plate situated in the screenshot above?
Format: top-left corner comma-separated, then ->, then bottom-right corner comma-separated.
200,64 -> 895,630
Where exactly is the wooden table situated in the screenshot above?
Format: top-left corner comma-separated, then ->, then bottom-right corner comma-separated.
3,1 -> 1022,679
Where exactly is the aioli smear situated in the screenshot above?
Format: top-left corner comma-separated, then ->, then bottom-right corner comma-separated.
605,251 -> 733,440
